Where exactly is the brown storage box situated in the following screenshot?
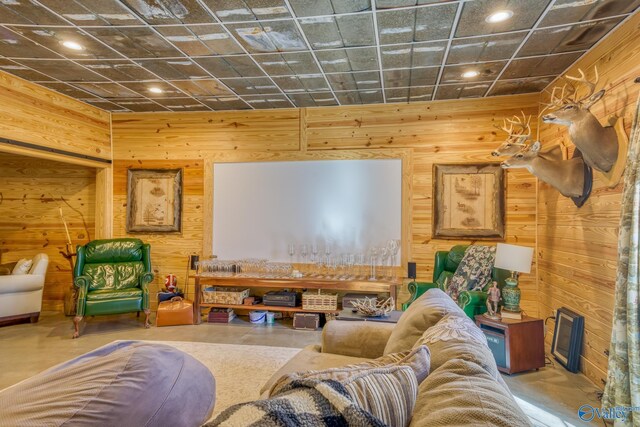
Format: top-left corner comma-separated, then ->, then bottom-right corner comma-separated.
208,308 -> 236,323
202,287 -> 250,305
156,297 -> 194,326
293,313 -> 320,330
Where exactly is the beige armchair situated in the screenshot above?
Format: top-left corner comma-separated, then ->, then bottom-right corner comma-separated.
0,253 -> 49,325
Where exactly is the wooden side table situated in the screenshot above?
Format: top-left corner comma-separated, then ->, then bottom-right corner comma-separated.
474,315 -> 545,374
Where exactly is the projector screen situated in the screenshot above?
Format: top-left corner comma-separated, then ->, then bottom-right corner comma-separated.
213,159 -> 402,263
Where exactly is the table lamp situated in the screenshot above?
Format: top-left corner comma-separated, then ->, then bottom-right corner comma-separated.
494,243 -> 534,315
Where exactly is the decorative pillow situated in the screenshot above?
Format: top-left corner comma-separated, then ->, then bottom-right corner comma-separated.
12,259 -> 33,275
270,345 -> 431,397
446,245 -> 496,302
384,288 -> 464,355
435,271 -> 453,291
270,367 -> 418,427
413,313 -> 499,377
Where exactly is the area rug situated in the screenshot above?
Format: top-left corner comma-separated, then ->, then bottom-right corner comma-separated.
143,340 -> 300,418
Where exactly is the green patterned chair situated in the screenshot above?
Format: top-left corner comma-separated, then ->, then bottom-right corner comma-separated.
73,238 -> 154,338
402,245 -> 510,318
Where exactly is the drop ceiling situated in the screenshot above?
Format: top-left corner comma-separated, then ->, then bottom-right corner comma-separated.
0,0 -> 637,112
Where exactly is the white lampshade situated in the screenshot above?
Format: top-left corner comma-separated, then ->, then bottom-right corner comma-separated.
494,243 -> 533,274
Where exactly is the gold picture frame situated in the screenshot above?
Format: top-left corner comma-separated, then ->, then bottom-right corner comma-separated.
433,163 -> 505,239
126,169 -> 183,233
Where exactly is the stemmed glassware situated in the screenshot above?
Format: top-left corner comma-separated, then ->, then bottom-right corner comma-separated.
300,244 -> 309,273
288,243 -> 296,265
356,254 -> 365,279
387,239 -> 400,278
369,247 -> 378,281
380,247 -> 390,279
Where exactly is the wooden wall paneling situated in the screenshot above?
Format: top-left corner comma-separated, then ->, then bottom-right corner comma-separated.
95,166 -> 113,240
111,110 -> 301,160
0,153 -> 96,308
0,71 -> 111,162
536,11 -> 640,388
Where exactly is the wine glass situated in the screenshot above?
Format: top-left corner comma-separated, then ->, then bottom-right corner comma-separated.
288,243 -> 296,265
355,254 -> 365,278
387,239 -> 400,266
369,247 -> 378,281
380,247 -> 390,279
300,244 -> 309,268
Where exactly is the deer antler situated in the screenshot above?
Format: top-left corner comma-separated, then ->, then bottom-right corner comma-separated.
499,118 -> 514,135
539,84 -> 572,116
506,111 -> 532,139
565,66 -> 599,103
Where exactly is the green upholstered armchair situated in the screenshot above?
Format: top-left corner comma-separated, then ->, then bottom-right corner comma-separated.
401,245 -> 510,318
73,238 -> 154,338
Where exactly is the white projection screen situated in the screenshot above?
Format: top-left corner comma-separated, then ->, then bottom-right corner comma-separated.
213,159 -> 402,263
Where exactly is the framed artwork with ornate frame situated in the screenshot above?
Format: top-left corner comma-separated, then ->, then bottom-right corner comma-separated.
126,169 -> 183,233
433,163 -> 505,239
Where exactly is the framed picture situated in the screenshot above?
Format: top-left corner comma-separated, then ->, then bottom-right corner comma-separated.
126,169 -> 183,233
433,163 -> 505,239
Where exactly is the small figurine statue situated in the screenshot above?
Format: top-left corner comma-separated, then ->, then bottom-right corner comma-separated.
484,281 -> 501,319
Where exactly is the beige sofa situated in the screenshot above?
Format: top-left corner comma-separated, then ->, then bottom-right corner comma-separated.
0,254 -> 48,325
261,288 -> 532,427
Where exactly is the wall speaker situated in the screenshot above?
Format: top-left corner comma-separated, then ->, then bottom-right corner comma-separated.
551,307 -> 584,373
407,262 -> 416,280
189,254 -> 200,271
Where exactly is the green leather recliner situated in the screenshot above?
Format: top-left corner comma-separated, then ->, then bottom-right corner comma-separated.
73,238 -> 154,338
402,245 -> 510,318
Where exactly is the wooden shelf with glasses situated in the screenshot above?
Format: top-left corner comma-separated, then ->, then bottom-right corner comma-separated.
193,274 -> 399,324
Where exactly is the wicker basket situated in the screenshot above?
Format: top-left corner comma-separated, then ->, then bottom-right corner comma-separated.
302,290 -> 338,311
202,287 -> 250,305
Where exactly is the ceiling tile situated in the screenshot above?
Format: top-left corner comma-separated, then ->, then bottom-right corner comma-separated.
327,71 -> 381,91
254,51 -> 321,75
540,0 -> 640,27
0,26 -> 61,58
120,0 -> 215,25
273,74 -> 329,92
220,77 -> 280,94
299,14 -> 375,50
243,94 -> 291,108
120,81 -> 186,98
435,83 -> 491,100
488,76 -> 555,96
377,4 -> 456,45
226,20 -> 307,53
72,82 -> 142,98
441,61 -> 507,84
383,67 -> 438,87
316,47 -> 379,73
0,2 -> 67,25
195,55 -> 265,77
12,59 -> 107,82
136,58 -> 211,80
197,96 -> 251,110
169,79 -> 233,96
375,1 -> 445,9
84,27 -> 183,58
517,17 -> 624,57
501,51 -> 583,79
386,84 -> 435,103
153,97 -> 209,111
288,91 -> 337,107
0,58 -> 55,81
37,0 -> 143,26
336,89 -> 383,105
114,98 -> 169,112
76,60 -> 159,81
82,98 -> 129,111
288,0 -> 371,17
36,82 -> 97,98
455,0 -> 552,38
408,85 -> 434,101
380,41 -> 446,69
156,24 -> 244,56
201,0 -> 291,22
447,32 -> 526,64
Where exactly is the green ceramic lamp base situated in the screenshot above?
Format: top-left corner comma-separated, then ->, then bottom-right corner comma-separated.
501,276 -> 521,313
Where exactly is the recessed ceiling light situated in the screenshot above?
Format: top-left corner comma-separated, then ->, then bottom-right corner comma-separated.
486,10 -> 514,23
148,87 -> 163,94
461,70 -> 479,79
62,40 -> 84,51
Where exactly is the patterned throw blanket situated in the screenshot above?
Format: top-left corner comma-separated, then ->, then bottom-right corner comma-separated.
447,245 -> 496,302
205,378 -> 388,427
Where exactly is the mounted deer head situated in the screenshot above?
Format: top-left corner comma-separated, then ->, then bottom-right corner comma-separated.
540,67 -> 618,172
491,112 -> 532,157
501,141 -> 585,198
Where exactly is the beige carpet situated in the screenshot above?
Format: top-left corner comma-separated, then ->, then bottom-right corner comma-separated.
146,340 -> 300,418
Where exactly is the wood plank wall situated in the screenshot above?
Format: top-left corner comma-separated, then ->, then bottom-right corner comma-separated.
536,12 -> 640,389
0,153 -> 96,309
0,70 -> 111,309
112,94 -> 539,312
0,71 -> 111,164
